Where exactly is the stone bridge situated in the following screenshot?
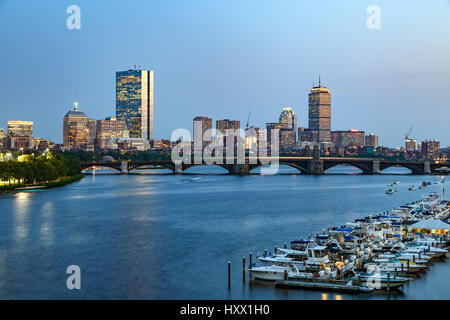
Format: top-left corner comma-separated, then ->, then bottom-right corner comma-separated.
80,157 -> 448,175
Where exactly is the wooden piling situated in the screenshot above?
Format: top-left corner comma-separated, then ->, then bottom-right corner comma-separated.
387,272 -> 391,292
264,249 -> 267,257
407,259 -> 410,273
284,243 -> 287,249
228,261 -> 231,287
274,245 -> 277,255
249,252 -> 252,267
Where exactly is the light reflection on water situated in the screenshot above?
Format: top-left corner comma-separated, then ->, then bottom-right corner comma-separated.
0,167 -> 448,299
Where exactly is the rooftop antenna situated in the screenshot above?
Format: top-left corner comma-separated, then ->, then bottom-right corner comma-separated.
134,64 -> 136,70
319,74 -> 321,87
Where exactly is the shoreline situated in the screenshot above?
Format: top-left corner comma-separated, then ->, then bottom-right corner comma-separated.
0,174 -> 84,193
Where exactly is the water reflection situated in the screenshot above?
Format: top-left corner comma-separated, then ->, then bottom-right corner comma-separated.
13,192 -> 32,245
40,201 -> 54,246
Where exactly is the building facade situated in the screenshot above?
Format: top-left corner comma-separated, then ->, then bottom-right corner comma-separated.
332,130 -> 365,148
421,140 -> 440,160
7,120 -> 34,150
405,139 -> 417,152
365,133 -> 379,148
116,69 -> 154,140
308,80 -> 331,143
193,116 -> 213,149
63,104 -> 92,150
96,117 -> 126,150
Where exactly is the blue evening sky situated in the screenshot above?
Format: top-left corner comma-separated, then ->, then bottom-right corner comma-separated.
0,0 -> 449,146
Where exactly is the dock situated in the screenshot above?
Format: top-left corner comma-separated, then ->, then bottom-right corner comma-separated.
275,280 -> 373,293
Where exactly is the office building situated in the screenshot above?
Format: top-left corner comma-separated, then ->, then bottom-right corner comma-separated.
365,133 -> 379,148
245,126 -> 265,151
116,68 -> 154,140
7,120 -> 34,150
332,130 -> 365,148
421,140 -> 440,160
405,139 -> 417,152
96,117 -> 126,150
308,78 -> 331,143
63,103 -> 94,150
193,116 -> 212,149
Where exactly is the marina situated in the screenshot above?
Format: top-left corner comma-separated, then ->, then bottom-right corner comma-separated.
245,184 -> 450,293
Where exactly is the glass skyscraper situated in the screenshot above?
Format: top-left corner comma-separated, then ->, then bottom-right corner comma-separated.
308,79 -> 331,143
116,69 -> 154,140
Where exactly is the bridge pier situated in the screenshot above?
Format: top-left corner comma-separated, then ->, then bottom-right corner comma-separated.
424,161 -> 431,174
121,161 -> 128,174
308,159 -> 324,175
232,163 -> 249,176
174,163 -> 183,174
372,160 -> 381,174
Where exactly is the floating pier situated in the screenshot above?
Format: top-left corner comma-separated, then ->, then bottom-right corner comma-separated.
275,280 -> 373,293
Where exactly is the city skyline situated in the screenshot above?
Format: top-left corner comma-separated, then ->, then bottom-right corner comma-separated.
0,1 -> 450,146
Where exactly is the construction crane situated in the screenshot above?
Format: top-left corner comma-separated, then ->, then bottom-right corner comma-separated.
246,110 -> 252,129
405,126 -> 413,140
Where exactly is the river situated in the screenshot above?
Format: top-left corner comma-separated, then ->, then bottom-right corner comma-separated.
0,165 -> 448,299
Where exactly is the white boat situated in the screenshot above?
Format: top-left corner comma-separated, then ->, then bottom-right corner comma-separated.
248,264 -> 312,281
355,272 -> 412,289
408,185 -> 416,191
304,245 -> 329,271
393,180 -> 400,185
257,255 -> 306,269
386,189 -> 395,195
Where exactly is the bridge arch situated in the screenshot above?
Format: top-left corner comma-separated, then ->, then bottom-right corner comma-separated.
81,162 -> 121,173
323,162 -> 370,174
182,163 -> 231,174
380,163 -> 421,174
249,162 -> 308,174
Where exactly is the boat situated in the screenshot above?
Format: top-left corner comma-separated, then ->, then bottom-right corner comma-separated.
393,180 -> 400,185
408,185 -> 416,191
354,272 -> 412,289
386,189 -> 395,195
257,255 -> 306,269
248,264 -> 312,281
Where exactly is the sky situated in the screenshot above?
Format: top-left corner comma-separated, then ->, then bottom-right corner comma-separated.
0,0 -> 449,146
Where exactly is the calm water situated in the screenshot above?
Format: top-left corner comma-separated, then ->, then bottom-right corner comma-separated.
0,165 -> 448,300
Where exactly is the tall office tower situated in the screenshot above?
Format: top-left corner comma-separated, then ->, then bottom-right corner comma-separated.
308,77 -> 331,143
405,139 -> 417,152
279,106 -> 297,146
96,116 -> 126,150
421,140 -> 440,160
7,120 -> 34,150
365,133 -> 379,148
279,107 -> 297,130
116,68 -> 154,140
193,116 -> 212,149
63,103 -> 90,150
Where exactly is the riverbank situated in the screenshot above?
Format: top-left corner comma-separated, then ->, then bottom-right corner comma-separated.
0,174 -> 84,193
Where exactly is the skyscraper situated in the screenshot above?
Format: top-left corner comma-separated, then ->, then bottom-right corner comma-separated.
116,68 -> 154,140
63,103 -> 94,150
279,106 -> 296,130
308,77 -> 331,143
